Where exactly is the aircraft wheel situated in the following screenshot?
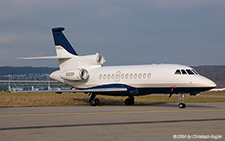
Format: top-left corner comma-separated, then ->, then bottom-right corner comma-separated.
125,98 -> 134,105
90,98 -> 100,106
178,103 -> 186,109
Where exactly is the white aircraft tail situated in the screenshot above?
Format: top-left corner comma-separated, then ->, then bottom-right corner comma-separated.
52,27 -> 105,70
19,27 -> 105,71
52,27 -> 78,70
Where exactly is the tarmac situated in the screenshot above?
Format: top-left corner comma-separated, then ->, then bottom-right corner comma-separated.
1,102 -> 225,141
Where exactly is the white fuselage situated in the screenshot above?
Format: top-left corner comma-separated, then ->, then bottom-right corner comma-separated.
50,64 -> 216,96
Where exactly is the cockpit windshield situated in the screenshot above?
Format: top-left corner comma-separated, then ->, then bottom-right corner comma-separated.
192,69 -> 198,75
181,69 -> 187,74
175,69 -> 181,74
175,69 -> 199,75
186,69 -> 194,75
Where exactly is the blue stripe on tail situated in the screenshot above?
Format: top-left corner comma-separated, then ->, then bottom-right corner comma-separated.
52,27 -> 78,56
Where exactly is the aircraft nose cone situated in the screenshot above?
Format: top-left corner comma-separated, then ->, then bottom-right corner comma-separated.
204,77 -> 217,88
210,81 -> 217,88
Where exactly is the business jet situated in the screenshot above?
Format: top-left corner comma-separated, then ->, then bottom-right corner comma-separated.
21,27 -> 216,108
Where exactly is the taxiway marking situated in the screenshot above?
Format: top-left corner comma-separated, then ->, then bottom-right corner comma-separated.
1,108 -> 225,117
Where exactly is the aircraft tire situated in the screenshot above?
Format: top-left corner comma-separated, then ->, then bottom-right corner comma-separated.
178,103 -> 186,108
90,98 -> 100,106
125,98 -> 134,105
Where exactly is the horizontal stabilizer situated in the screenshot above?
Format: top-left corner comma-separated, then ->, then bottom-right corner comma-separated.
18,56 -> 72,60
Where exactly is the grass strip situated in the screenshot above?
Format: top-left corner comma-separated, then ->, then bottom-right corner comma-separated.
0,91 -> 225,107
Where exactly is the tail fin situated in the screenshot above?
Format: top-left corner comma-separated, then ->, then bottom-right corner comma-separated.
52,27 -> 78,56
19,27 -> 104,71
52,27 -> 78,70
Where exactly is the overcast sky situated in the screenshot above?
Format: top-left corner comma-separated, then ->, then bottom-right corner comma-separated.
1,0 -> 225,67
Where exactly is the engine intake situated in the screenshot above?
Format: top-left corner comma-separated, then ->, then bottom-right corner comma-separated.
96,55 -> 105,65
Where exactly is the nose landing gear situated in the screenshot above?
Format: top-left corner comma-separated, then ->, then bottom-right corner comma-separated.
90,98 -> 100,106
178,102 -> 186,108
178,93 -> 186,108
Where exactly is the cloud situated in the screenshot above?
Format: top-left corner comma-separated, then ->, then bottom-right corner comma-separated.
150,0 -> 225,10
0,35 -> 21,44
1,0 -> 225,66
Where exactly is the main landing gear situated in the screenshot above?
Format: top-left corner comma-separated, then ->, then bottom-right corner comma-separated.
125,96 -> 135,105
89,94 -> 136,106
178,93 -> 186,108
89,94 -> 100,106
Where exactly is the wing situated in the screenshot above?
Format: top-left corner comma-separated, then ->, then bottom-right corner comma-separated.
12,88 -> 127,94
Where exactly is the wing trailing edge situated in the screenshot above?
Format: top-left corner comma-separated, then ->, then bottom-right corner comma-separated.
11,88 -> 128,93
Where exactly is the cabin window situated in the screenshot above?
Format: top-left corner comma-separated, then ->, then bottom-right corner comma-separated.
107,74 -> 110,79
143,73 -> 146,79
121,74 -> 124,79
111,74 -> 115,79
138,73 -> 142,79
130,74 -> 133,79
103,74 -> 106,79
99,74 -> 102,79
116,74 -> 120,80
175,69 -> 181,74
134,73 -> 137,79
186,69 -> 194,75
147,73 -> 151,78
181,69 -> 187,74
125,74 -> 128,79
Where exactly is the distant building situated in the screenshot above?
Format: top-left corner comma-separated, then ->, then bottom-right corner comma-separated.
0,80 -> 70,91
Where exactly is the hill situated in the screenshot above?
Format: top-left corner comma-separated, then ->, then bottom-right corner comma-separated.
193,66 -> 225,88
0,66 -> 58,75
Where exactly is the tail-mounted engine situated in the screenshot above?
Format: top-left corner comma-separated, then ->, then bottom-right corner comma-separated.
60,68 -> 89,81
76,53 -> 106,67
96,55 -> 105,65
